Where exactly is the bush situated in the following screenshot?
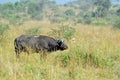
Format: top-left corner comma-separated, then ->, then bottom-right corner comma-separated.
116,8 -> 120,16
112,18 -> 120,29
48,25 -> 75,40
64,9 -> 75,20
76,17 -> 82,23
63,27 -> 75,40
82,12 -> 92,24
8,14 -> 24,25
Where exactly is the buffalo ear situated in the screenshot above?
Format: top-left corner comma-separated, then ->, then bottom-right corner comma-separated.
57,39 -> 64,45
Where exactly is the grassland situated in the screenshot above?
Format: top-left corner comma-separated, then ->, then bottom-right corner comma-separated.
0,21 -> 120,80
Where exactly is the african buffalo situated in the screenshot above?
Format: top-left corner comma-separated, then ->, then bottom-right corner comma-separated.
14,34 -> 68,57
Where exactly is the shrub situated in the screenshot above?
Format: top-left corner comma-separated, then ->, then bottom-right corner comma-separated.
48,25 -> 75,40
63,27 -> 75,40
64,9 -> 75,17
112,17 -> 120,29
8,14 -> 24,25
116,8 -> 120,16
82,12 -> 92,24
64,9 -> 75,21
76,17 -> 82,23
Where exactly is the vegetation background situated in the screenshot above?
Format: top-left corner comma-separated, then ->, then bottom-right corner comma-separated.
0,0 -> 120,80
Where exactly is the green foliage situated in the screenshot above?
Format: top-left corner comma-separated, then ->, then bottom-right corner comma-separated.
0,24 -> 9,35
64,9 -> 75,17
8,14 -> 24,25
49,25 -> 75,40
14,1 -> 25,11
113,62 -> 120,78
116,8 -> 120,16
82,12 -> 92,24
93,6 -> 107,18
64,9 -> 75,20
0,24 -> 9,41
27,2 -> 41,15
93,0 -> 111,18
67,45 -> 120,68
49,17 -> 66,23
2,2 -> 14,10
55,53 -> 70,67
27,1 -> 43,20
78,2 -> 92,12
94,0 -> 111,10
25,27 -> 41,35
92,18 -> 107,26
112,17 -> 120,29
63,27 -> 75,40
76,17 -> 82,23
0,0 -> 118,26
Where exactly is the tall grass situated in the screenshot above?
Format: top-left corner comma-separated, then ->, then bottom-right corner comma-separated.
0,22 -> 120,80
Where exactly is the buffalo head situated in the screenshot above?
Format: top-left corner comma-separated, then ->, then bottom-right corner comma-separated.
57,39 -> 68,51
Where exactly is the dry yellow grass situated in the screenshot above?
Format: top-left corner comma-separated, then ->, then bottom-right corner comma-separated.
0,21 -> 120,80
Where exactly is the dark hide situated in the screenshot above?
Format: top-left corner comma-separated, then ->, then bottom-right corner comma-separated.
14,35 -> 68,57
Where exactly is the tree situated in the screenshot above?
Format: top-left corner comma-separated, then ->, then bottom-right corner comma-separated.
94,6 -> 107,17
64,9 -> 75,19
93,0 -> 111,18
116,8 -> 120,16
112,17 -> 120,29
94,0 -> 111,10
27,1 -> 44,20
83,12 -> 92,24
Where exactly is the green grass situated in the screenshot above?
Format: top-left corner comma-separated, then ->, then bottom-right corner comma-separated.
0,22 -> 120,80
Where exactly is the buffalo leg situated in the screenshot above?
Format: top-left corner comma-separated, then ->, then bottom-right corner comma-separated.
40,49 -> 47,59
15,48 -> 20,58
